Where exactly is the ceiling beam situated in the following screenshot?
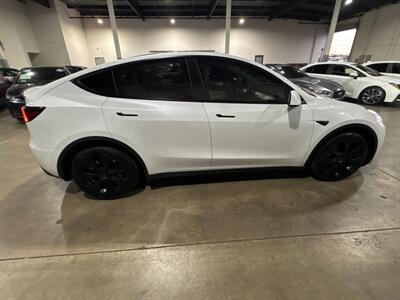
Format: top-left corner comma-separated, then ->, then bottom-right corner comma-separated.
207,0 -> 220,19
125,0 -> 145,21
268,0 -> 309,21
30,0 -> 50,8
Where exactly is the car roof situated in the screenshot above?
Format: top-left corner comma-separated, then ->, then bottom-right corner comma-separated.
28,51 -> 306,99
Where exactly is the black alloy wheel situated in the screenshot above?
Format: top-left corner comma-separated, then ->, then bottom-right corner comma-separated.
311,132 -> 368,181
359,87 -> 386,105
71,147 -> 139,199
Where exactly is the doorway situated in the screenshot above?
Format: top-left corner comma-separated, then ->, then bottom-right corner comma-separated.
328,28 -> 357,62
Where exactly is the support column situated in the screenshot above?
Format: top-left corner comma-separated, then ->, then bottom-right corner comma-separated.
107,0 -> 122,59
322,0 -> 342,61
225,0 -> 232,54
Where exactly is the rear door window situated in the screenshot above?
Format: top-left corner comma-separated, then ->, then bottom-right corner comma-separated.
113,58 -> 194,101
307,64 -> 329,74
368,63 -> 389,73
391,63 -> 400,74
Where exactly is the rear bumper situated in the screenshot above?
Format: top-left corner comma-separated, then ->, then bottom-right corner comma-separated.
29,142 -> 60,177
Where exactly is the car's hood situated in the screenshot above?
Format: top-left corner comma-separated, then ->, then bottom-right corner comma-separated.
375,75 -> 400,84
292,77 -> 344,91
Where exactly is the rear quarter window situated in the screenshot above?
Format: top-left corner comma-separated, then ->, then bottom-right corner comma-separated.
74,70 -> 116,97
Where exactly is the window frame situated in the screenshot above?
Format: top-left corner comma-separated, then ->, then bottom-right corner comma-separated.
368,63 -> 389,73
306,64 -> 329,75
327,64 -> 366,77
388,63 -> 400,74
111,57 -> 198,102
194,56 -> 293,105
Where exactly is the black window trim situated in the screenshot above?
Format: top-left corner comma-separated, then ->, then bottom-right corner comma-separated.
193,56 -> 294,105
73,55 -> 295,105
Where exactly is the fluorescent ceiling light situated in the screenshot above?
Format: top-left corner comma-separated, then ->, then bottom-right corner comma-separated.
170,18 -> 175,24
97,18 -> 103,24
239,18 -> 245,25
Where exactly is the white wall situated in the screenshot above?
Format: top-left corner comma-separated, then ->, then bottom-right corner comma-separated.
26,0 -> 70,66
350,3 -> 400,62
54,0 -> 92,66
0,0 -> 39,68
83,18 -> 328,64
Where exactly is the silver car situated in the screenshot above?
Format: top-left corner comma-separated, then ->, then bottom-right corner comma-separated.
267,64 -> 346,99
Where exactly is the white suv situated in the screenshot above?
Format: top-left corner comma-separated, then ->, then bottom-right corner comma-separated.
301,62 -> 400,105
23,53 -> 385,199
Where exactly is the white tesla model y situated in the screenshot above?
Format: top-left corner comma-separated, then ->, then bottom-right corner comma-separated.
22,52 -> 385,199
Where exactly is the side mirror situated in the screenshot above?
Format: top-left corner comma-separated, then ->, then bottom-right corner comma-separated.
350,71 -> 358,79
289,90 -> 302,106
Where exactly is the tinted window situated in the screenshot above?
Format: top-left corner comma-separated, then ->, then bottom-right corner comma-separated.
354,64 -> 381,76
75,70 -> 116,97
331,65 -> 360,76
392,63 -> 400,74
307,64 -> 329,74
198,58 -> 290,104
16,68 -> 67,84
368,63 -> 388,72
113,58 -> 193,101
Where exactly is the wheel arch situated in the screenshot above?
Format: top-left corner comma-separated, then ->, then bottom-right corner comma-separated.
305,123 -> 378,168
356,85 -> 386,101
57,136 -> 149,181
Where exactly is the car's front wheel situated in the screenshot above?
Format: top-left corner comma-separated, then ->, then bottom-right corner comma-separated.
71,147 -> 139,199
311,132 -> 368,181
359,86 -> 386,105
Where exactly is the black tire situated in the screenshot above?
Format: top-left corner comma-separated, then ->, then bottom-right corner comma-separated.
71,146 -> 139,199
311,132 -> 368,181
359,86 -> 386,105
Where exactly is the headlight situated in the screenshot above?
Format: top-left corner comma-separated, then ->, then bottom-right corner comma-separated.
314,86 -> 334,97
389,82 -> 400,90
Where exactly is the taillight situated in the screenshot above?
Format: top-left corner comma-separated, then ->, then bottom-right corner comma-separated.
20,106 -> 46,123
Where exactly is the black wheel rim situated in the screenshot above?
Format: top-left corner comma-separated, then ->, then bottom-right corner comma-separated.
80,153 -> 129,196
361,88 -> 383,104
319,138 -> 367,179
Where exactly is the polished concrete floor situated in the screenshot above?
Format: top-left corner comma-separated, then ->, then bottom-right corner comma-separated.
0,102 -> 399,299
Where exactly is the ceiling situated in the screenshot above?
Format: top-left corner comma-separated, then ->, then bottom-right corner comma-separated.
43,0 -> 400,22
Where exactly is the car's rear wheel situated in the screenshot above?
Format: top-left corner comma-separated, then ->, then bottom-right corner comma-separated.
359,86 -> 386,105
71,147 -> 139,199
311,132 -> 368,181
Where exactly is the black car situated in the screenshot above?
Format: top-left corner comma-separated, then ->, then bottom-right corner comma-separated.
6,66 -> 78,121
0,68 -> 19,108
266,64 -> 346,99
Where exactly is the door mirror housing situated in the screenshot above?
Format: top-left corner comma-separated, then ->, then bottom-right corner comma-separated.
289,90 -> 302,106
350,71 -> 358,79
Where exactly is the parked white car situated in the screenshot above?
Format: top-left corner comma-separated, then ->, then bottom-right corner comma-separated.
23,52 -> 385,199
363,61 -> 400,79
301,62 -> 400,105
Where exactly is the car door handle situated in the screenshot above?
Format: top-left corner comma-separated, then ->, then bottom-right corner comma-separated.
216,114 -> 235,118
116,112 -> 138,117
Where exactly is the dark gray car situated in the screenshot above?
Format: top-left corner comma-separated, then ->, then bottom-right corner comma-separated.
266,64 -> 346,99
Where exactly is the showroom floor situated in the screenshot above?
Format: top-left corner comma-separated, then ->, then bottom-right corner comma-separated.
1,102 -> 399,299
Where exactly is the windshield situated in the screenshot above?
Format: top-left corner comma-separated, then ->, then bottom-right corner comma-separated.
353,64 -> 382,76
272,65 -> 308,79
16,68 -> 67,84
